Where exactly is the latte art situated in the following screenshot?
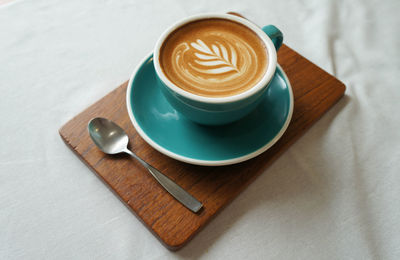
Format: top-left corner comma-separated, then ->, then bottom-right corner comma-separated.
190,39 -> 239,74
160,19 -> 268,97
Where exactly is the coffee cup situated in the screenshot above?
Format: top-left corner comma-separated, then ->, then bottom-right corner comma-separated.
153,13 -> 283,125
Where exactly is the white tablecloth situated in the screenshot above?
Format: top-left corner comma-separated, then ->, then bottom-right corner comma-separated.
1,0 -> 399,259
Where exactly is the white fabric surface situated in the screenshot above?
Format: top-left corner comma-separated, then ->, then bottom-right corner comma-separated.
1,0 -> 399,259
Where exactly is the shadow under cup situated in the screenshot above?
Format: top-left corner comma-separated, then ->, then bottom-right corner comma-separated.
154,14 -> 283,125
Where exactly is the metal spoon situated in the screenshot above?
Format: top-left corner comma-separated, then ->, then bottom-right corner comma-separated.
88,117 -> 203,213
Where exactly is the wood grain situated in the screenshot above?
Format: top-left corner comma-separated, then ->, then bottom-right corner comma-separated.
59,44 -> 345,250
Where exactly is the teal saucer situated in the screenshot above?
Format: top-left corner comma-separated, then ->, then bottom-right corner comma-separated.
126,54 -> 294,166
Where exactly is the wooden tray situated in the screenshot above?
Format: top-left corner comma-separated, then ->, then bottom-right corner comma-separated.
59,44 -> 345,250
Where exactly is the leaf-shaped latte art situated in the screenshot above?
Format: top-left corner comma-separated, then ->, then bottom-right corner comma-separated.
190,39 -> 239,74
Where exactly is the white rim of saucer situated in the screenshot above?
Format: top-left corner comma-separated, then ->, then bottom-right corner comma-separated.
153,13 -> 277,104
126,53 -> 294,166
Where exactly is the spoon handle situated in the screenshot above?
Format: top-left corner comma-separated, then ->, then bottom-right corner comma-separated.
124,149 -> 203,213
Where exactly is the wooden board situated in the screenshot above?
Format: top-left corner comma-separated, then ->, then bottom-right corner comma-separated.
59,44 -> 346,250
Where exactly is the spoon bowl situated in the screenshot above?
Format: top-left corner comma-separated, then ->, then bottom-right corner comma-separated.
88,118 -> 129,154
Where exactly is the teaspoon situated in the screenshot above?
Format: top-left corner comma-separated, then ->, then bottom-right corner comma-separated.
88,117 -> 203,213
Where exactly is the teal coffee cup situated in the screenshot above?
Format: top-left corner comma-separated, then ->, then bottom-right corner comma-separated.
153,13 -> 283,125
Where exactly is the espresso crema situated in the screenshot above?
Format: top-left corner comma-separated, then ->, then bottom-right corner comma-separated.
159,19 -> 268,97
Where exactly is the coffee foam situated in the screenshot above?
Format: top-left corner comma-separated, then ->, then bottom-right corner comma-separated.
160,19 -> 268,97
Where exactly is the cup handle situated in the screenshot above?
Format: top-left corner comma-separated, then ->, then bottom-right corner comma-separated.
262,25 -> 283,51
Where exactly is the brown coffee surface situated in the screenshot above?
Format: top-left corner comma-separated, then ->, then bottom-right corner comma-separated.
159,18 -> 268,97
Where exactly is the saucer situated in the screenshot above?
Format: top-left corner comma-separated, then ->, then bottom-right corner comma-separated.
126,54 -> 294,166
